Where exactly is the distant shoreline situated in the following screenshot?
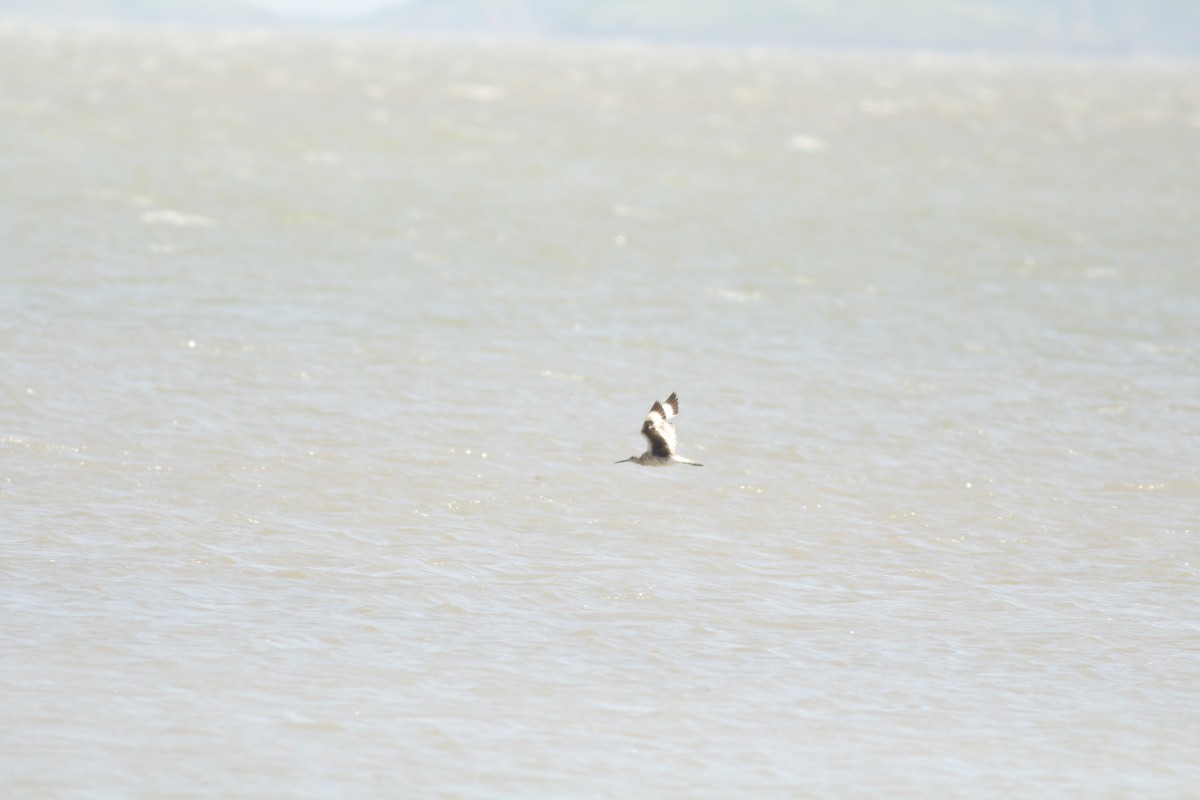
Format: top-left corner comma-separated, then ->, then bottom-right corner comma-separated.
2,19 -> 1197,67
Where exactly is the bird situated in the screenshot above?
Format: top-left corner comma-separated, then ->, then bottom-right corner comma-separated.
616,392 -> 703,467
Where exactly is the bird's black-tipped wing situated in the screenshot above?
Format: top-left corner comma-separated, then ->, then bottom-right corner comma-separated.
641,398 -> 677,457
662,391 -> 680,417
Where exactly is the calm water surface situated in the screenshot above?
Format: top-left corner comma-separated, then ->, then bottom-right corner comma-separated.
2,24 -> 1199,797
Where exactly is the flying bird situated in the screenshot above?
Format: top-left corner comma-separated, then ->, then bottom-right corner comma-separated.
616,392 -> 703,467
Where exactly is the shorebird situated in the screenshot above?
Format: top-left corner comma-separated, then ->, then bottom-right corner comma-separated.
616,392 -> 703,467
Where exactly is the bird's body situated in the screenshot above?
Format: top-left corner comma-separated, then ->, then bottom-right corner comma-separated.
616,392 -> 703,467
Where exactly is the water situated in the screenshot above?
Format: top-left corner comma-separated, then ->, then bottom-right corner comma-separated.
2,23 -> 1199,797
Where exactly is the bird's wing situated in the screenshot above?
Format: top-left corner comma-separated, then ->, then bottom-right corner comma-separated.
661,392 -> 679,419
641,401 -> 677,457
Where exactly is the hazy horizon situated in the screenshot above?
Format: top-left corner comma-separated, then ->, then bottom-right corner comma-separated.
1,0 -> 1198,57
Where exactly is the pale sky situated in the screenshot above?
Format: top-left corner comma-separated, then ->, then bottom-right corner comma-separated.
253,0 -> 398,18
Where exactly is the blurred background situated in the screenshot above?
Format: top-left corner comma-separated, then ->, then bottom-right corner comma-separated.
3,0 -> 1200,55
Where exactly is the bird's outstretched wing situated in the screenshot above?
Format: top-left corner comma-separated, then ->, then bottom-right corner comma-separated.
661,391 -> 679,418
641,396 -> 678,457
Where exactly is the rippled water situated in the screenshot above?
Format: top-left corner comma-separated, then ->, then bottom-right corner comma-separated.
3,24 -> 1199,797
